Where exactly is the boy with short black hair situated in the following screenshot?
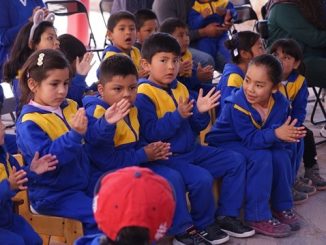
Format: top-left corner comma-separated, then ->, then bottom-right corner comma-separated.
159,17 -> 214,97
137,32 -> 255,244
134,9 -> 158,50
103,11 -> 142,73
83,54 -> 211,242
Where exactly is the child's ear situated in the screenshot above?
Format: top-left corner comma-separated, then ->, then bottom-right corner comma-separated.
240,50 -> 252,60
107,30 -> 113,41
97,83 -> 104,97
141,58 -> 150,72
27,78 -> 38,93
294,60 -> 301,70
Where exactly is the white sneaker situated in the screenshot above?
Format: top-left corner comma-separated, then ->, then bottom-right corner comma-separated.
320,126 -> 326,138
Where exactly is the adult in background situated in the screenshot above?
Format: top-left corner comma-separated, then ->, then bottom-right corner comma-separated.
152,0 -> 226,69
0,0 -> 46,81
111,0 -> 154,14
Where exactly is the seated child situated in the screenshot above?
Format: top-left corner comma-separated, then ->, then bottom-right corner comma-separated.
217,31 -> 265,114
188,0 -> 237,71
103,11 -> 146,77
16,49 -> 101,235
74,166 -> 176,245
83,54 -> 210,240
58,34 -> 95,106
134,9 -> 158,50
0,120 -> 58,245
136,33 -> 255,244
159,18 -> 215,97
206,54 -> 306,237
270,38 -> 318,202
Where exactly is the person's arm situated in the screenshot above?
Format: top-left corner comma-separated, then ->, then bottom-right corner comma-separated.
189,104 -> 210,134
271,4 -> 326,48
188,8 -> 206,30
67,74 -> 88,106
135,93 -> 185,142
111,0 -> 126,14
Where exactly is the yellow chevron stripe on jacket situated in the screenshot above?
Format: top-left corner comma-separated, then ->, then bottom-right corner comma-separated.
227,73 -> 243,88
138,82 -> 189,118
278,74 -> 305,100
104,46 -> 141,71
21,99 -> 78,141
93,105 -> 139,146
192,0 -> 229,16
0,154 -> 12,182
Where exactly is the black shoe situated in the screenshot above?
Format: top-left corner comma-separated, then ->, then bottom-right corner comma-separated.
173,226 -> 211,245
199,222 -> 229,245
216,216 -> 255,238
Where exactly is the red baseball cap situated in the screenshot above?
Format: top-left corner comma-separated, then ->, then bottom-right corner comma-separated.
93,167 -> 176,242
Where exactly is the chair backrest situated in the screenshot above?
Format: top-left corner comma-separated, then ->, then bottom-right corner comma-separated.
99,0 -> 113,25
255,20 -> 268,40
45,0 -> 97,48
234,5 -> 258,24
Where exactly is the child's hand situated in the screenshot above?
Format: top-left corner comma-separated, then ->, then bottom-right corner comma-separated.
275,117 -> 307,142
8,166 -> 28,191
201,23 -> 228,38
196,88 -> 220,113
202,7 -> 212,18
179,60 -> 193,77
30,152 -> 58,175
138,67 -> 150,78
197,63 -> 214,82
76,52 -> 94,76
144,141 -> 172,161
71,108 -> 88,135
0,120 -> 5,146
222,9 -> 233,29
178,97 -> 194,118
104,98 -> 131,124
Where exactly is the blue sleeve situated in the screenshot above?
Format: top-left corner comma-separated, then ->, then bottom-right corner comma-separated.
189,102 -> 210,133
226,2 -> 237,21
135,93 -> 185,142
291,81 -> 308,126
188,8 -> 206,30
230,107 -> 282,150
17,121 -> 84,167
0,180 -> 15,202
67,74 -> 88,106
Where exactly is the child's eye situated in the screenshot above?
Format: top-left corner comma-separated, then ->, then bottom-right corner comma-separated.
113,87 -> 121,91
160,59 -> 167,63
130,86 -> 138,91
256,84 -> 263,88
64,81 -> 69,86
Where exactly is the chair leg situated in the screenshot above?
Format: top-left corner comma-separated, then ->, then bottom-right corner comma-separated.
310,87 -> 326,125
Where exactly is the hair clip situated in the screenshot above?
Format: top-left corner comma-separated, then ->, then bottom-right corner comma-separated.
29,9 -> 55,43
233,48 -> 239,57
37,53 -> 45,66
26,72 -> 30,78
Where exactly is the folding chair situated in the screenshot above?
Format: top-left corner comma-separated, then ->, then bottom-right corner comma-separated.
0,82 -> 16,126
230,0 -> 253,7
45,0 -> 102,57
307,81 -> 326,126
233,5 -> 258,25
99,0 -> 113,26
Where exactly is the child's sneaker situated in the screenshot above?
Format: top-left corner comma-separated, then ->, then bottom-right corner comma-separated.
216,216 -> 255,238
198,222 -> 230,245
292,189 -> 308,205
247,218 -> 291,238
273,209 -> 300,231
172,226 -> 211,245
293,178 -> 317,196
305,165 -> 326,191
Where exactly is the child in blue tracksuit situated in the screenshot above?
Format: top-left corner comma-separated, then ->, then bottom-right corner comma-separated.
188,0 -> 237,71
217,31 -> 265,114
206,54 -> 306,237
159,18 -> 215,98
136,33 -> 254,244
102,11 -> 142,74
83,54 -> 200,239
270,39 -> 317,201
0,120 -> 57,245
15,49 -> 102,235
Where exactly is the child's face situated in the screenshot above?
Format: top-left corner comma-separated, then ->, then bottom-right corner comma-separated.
243,64 -> 276,107
250,38 -> 265,58
172,27 -> 190,54
35,27 -> 60,50
142,52 -> 180,88
98,74 -> 138,107
28,68 -> 70,108
108,19 -> 136,53
0,121 -> 5,146
273,48 -> 300,80
137,19 -> 158,45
